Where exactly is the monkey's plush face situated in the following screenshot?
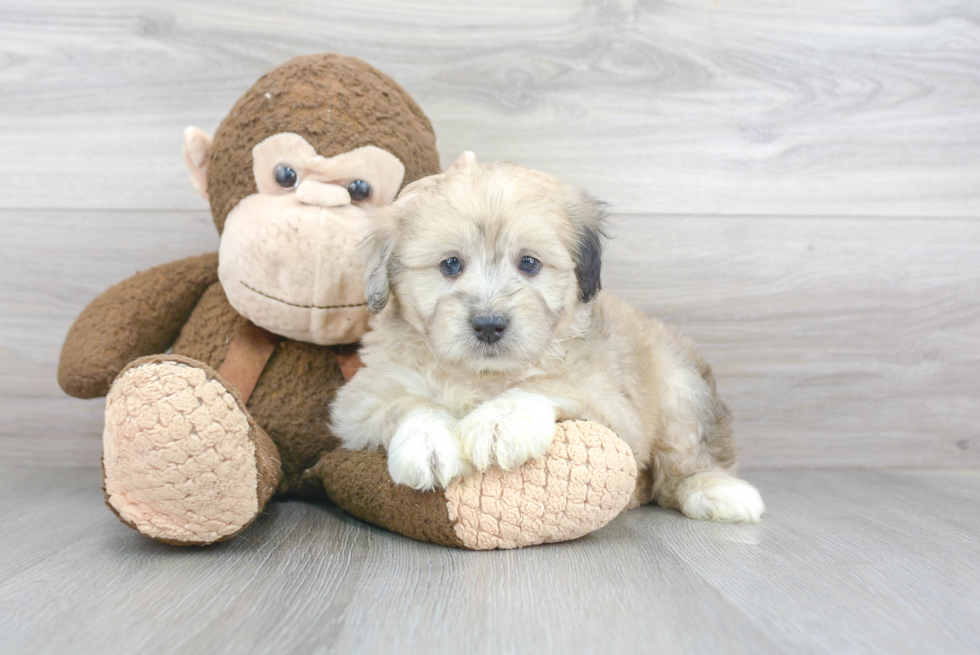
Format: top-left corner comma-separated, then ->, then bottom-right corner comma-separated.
215,132 -> 405,345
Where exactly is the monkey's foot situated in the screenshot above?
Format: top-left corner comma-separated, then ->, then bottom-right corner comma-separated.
318,420 -> 637,550
102,355 -> 281,545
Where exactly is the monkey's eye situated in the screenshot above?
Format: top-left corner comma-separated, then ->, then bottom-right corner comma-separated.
518,256 -> 541,275
440,257 -> 463,277
275,164 -> 298,189
347,179 -> 372,202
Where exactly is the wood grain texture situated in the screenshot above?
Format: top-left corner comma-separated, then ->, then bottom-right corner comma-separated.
0,0 -> 978,216
1,0 -> 979,468
606,214 -> 980,467
1,467 -> 978,654
0,209 -> 218,466
3,210 -> 978,467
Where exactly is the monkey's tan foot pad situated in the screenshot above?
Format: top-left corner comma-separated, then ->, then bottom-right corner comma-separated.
447,421 -> 637,549
102,355 -> 280,546
318,420 -> 637,550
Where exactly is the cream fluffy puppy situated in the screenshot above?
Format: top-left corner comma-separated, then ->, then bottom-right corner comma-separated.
330,161 -> 764,522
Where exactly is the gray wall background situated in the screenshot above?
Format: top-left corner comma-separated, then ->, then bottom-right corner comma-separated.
2,0 -> 978,468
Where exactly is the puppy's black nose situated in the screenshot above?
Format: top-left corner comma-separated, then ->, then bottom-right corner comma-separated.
472,313 -> 508,344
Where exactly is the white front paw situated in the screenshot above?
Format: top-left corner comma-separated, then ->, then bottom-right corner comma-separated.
457,389 -> 556,472
678,472 -> 765,522
387,409 -> 468,491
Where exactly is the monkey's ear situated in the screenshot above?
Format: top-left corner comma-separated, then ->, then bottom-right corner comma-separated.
566,192 -> 610,303
363,212 -> 398,313
446,151 -> 477,173
182,126 -> 213,201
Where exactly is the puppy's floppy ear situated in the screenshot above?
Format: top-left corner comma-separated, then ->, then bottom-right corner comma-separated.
565,191 -> 610,303
363,209 -> 398,313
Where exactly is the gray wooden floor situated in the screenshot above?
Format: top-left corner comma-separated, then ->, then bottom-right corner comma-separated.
1,466 -> 978,655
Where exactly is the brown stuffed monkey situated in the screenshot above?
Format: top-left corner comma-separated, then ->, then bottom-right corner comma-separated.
58,54 -> 637,550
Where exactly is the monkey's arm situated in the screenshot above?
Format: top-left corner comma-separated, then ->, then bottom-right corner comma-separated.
58,252 -> 219,398
315,420 -> 639,549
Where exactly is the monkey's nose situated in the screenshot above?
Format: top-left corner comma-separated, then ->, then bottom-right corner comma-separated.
472,314 -> 508,345
295,180 -> 352,207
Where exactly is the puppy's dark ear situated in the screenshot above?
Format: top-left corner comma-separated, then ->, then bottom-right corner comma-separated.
566,192 -> 610,303
363,212 -> 397,313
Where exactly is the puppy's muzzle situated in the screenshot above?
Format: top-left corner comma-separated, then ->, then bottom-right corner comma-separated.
471,313 -> 508,345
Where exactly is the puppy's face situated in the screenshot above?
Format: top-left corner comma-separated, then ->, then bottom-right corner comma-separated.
366,162 -> 607,376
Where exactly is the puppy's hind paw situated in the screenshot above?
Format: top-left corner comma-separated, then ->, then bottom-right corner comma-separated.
457,389 -> 556,472
675,471 -> 765,522
387,409 -> 469,491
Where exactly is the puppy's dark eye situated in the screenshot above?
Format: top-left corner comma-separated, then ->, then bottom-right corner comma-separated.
440,257 -> 463,276
518,256 -> 541,275
347,179 -> 372,202
275,164 -> 298,189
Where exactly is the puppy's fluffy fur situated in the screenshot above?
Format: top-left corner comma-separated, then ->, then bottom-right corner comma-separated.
330,162 -> 764,522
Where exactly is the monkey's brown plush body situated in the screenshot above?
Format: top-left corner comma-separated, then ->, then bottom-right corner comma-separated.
58,54 -> 637,549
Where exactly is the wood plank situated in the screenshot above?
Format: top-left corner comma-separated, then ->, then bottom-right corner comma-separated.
3,210 -> 978,468
324,512 -> 781,655
0,468 -> 106,581
0,467 -> 780,655
1,467 -> 978,654
655,468 -> 980,654
0,209 -> 218,466
0,474 -> 376,654
1,0 -> 979,216
605,214 -> 980,467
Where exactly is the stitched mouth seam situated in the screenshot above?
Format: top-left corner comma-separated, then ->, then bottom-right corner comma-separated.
240,281 -> 368,310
